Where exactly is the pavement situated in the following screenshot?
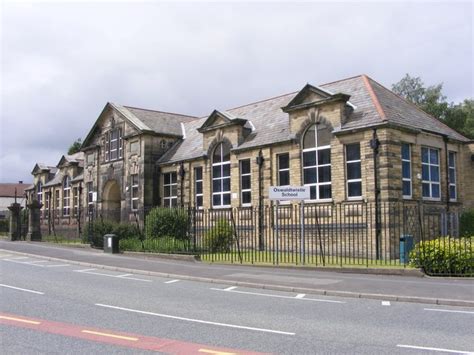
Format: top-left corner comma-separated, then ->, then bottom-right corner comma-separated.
1,240 -> 473,307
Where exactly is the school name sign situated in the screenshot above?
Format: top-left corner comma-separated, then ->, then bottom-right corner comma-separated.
268,186 -> 310,201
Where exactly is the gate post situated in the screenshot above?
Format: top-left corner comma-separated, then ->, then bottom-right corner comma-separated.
27,199 -> 43,241
8,202 -> 23,241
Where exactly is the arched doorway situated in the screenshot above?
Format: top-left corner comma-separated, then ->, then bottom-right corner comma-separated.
102,180 -> 121,222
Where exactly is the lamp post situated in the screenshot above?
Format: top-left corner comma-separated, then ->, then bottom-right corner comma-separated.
256,150 -> 265,251
77,182 -> 83,237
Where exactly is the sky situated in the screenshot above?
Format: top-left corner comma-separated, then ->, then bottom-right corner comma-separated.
0,0 -> 472,184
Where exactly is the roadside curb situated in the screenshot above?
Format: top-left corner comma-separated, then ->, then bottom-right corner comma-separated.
3,249 -> 473,308
122,251 -> 200,262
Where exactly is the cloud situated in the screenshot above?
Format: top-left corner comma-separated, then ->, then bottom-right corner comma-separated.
1,1 -> 472,183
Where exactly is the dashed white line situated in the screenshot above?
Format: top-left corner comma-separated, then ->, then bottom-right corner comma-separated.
295,294 -> 306,299
397,344 -> 474,354
22,260 -> 48,265
45,264 -> 71,268
223,286 -> 237,291
95,303 -> 295,335
5,257 -> 28,260
73,269 -> 151,282
164,279 -> 180,284
424,308 -> 474,315
382,301 -> 391,306
117,274 -> 133,278
0,284 -> 44,295
74,268 -> 96,273
211,287 -> 345,304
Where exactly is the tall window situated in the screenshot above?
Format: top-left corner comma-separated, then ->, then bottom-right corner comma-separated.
194,167 -> 203,208
45,190 -> 50,219
240,159 -> 251,206
277,153 -> 290,186
55,189 -> 60,217
105,128 -> 123,162
302,124 -> 331,200
87,182 -> 94,213
37,182 -> 43,203
73,187 -> 79,217
346,143 -> 362,199
421,147 -> 440,199
163,172 -> 177,207
448,151 -> 457,201
131,174 -> 139,210
63,176 -> 71,216
401,143 -> 412,198
212,142 -> 231,207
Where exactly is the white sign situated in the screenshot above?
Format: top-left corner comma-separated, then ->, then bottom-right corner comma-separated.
269,186 -> 310,201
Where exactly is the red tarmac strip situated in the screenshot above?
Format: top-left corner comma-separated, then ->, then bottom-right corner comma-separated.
0,312 -> 268,354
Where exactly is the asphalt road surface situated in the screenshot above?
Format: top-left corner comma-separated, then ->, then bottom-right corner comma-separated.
0,251 -> 473,354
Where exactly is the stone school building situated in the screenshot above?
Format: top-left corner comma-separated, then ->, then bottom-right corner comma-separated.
26,74 -> 474,239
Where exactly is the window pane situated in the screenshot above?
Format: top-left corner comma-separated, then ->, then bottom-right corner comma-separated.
279,171 -> 290,186
213,194 -> 221,206
213,165 -> 221,178
347,162 -> 361,179
430,166 -> 439,182
310,185 -> 317,200
303,168 -> 317,184
223,164 -> 230,177
403,181 -> 411,196
303,151 -> 316,167
318,149 -> 330,165
171,173 -> 177,184
164,186 -> 170,197
223,178 -> 231,192
171,185 -> 177,196
348,181 -> 362,197
195,167 -> 202,180
422,183 -> 430,197
346,144 -> 360,161
430,149 -> 438,165
278,154 -> 289,170
401,144 -> 410,160
450,186 -> 456,199
449,169 -> 455,184
223,193 -> 231,206
402,161 -> 411,179
319,185 -> 331,199
222,144 -> 231,162
213,143 -> 222,162
422,165 -> 429,180
318,166 -> 331,182
317,124 -> 331,146
448,152 -> 455,167
171,198 -> 178,207
242,175 -> 251,190
196,196 -> 203,207
303,126 -> 316,149
421,147 -> 429,163
196,181 -> 202,194
240,159 -> 250,174
432,184 -> 440,198
242,191 -> 251,204
213,179 -> 221,192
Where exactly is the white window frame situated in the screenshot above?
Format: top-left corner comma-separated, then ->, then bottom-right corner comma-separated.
448,151 -> 457,201
105,128 -> 123,162
302,125 -> 332,202
212,143 -> 231,208
345,143 -> 362,200
277,153 -> 290,187
45,190 -> 50,219
72,187 -> 79,217
63,176 -> 71,217
55,188 -> 60,217
401,143 -> 412,199
239,159 -> 252,207
163,172 -> 178,208
131,174 -> 139,211
194,167 -> 203,209
87,182 -> 94,213
37,182 -> 43,204
421,147 -> 441,201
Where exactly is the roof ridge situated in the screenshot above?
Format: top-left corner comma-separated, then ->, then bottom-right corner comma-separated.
122,105 -> 198,119
319,74 -> 364,87
362,74 -> 387,121
367,76 -> 468,140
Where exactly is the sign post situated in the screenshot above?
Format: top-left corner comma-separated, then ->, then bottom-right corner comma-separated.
269,186 -> 309,265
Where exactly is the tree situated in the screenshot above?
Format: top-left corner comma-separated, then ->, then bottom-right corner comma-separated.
68,138 -> 82,155
392,74 -> 474,139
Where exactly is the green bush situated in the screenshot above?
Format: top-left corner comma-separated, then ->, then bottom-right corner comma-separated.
0,219 -> 9,233
460,209 -> 474,237
119,238 -> 143,252
145,207 -> 189,241
119,237 -> 191,253
204,219 -> 234,252
409,237 -> 473,276
85,220 -> 141,248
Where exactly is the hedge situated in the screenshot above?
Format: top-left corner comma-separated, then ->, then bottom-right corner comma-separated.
144,207 -> 189,241
409,237 -> 473,276
84,220 -> 141,248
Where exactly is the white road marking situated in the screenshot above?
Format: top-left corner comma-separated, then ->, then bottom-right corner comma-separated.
424,308 -> 474,315
0,254 -> 13,258
74,268 -> 96,272
95,303 -> 295,336
295,294 -> 306,299
5,257 -> 28,260
23,260 -> 48,264
211,288 -> 345,304
74,269 -> 151,282
45,264 -> 71,268
382,301 -> 391,306
397,344 -> 474,354
164,279 -> 180,284
117,274 -> 133,278
223,286 -> 237,291
0,284 -> 44,295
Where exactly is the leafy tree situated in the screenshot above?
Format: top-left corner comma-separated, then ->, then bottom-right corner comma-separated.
68,138 -> 82,155
392,74 -> 474,139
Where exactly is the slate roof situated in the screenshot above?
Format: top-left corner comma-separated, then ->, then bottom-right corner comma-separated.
158,74 -> 469,165
0,183 -> 30,197
71,173 -> 83,183
43,172 -> 63,188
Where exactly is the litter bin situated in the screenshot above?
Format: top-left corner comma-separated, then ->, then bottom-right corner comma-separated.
104,234 -> 119,254
400,234 -> 414,264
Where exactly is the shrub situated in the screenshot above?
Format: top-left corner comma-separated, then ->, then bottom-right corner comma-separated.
119,237 -> 191,253
119,238 -> 143,252
85,220 -> 141,248
145,207 -> 189,241
460,209 -> 474,237
0,219 -> 9,233
409,237 -> 473,276
204,219 -> 234,253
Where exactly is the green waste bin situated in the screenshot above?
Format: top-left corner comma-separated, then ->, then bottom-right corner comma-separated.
104,234 -> 119,254
400,234 -> 414,264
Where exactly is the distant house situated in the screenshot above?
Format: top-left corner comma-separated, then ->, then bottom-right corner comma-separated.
26,74 -> 474,238
0,183 -> 28,219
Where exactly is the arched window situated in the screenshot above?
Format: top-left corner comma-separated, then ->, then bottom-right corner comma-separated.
37,182 -> 43,203
63,176 -> 71,216
302,123 -> 331,200
212,142 -> 231,207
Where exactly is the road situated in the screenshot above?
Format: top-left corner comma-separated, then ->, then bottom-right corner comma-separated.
0,250 -> 473,354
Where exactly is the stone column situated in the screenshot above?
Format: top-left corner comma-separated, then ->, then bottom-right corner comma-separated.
8,202 -> 24,241
27,200 -> 43,241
